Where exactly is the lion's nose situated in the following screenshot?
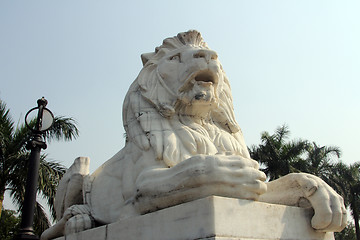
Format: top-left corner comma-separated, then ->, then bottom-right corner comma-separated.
193,49 -> 218,63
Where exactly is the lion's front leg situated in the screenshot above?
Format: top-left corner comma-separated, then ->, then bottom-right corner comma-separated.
259,173 -> 347,232
134,154 -> 267,214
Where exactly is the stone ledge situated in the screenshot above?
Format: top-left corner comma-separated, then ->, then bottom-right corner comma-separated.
55,196 -> 334,240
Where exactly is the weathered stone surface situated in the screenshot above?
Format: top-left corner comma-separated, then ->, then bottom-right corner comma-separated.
53,196 -> 334,240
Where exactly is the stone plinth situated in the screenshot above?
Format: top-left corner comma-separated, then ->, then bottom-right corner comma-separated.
54,196 -> 334,240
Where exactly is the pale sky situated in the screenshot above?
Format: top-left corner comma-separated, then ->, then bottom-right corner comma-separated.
1,1 -> 359,209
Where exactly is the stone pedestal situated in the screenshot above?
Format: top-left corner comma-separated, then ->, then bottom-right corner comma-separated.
55,196 -> 334,240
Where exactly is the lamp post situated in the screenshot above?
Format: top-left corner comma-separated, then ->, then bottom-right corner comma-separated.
15,97 -> 54,240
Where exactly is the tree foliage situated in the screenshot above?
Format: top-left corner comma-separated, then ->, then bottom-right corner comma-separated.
335,223 -> 356,240
0,208 -> 20,240
249,124 -> 308,180
330,162 -> 360,240
303,142 -> 341,180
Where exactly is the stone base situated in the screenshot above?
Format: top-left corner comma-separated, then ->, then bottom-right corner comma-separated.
55,196 -> 334,240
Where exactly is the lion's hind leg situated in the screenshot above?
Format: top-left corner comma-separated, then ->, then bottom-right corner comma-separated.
64,205 -> 95,234
40,205 -> 94,240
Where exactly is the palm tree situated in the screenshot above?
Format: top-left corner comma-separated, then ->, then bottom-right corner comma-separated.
330,162 -> 360,240
249,124 -> 308,180
302,142 -> 341,180
0,98 -> 79,235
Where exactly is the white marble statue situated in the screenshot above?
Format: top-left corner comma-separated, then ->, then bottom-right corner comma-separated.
41,30 -> 347,240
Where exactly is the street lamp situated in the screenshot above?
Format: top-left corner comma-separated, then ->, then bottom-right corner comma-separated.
15,97 -> 54,240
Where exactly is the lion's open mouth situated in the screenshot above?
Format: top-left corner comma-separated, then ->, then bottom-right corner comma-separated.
194,71 -> 217,84
178,70 -> 219,94
180,70 -> 218,92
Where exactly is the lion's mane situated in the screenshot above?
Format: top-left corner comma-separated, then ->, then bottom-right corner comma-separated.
123,30 -> 250,167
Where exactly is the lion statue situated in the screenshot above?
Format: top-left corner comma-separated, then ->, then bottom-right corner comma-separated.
41,30 -> 346,240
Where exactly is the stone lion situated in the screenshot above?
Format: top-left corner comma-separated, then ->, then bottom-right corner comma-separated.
41,30 -> 346,240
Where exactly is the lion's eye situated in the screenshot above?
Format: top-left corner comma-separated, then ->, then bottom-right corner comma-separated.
169,54 -> 181,62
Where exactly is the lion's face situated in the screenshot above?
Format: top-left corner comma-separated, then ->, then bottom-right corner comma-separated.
156,46 -> 222,114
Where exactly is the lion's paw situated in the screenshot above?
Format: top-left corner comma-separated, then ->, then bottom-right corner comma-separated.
64,213 -> 95,235
295,173 -> 347,232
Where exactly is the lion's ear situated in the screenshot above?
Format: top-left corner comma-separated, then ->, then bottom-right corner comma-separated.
141,52 -> 156,66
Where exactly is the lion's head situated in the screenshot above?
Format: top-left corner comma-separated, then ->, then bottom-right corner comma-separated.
123,30 -> 250,167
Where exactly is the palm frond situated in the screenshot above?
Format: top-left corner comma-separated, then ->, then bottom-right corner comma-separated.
37,156 -> 66,220
0,99 -> 15,178
0,99 -> 15,141
11,120 -> 35,153
7,153 -> 29,208
44,116 -> 79,142
275,124 -> 290,143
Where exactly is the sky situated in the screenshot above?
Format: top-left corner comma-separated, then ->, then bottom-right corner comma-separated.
1,1 -> 359,210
